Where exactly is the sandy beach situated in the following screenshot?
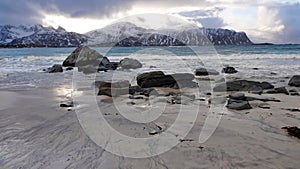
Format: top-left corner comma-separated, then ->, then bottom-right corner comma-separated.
0,72 -> 299,169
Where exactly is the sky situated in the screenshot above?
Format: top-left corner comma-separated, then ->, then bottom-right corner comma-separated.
0,0 -> 300,44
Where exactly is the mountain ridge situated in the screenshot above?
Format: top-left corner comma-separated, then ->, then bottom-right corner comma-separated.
0,22 -> 253,47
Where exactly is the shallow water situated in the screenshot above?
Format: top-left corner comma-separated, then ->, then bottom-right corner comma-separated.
0,45 -> 299,89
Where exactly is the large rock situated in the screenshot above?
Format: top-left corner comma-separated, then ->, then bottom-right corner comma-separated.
119,58 -> 142,69
43,64 -> 63,73
62,46 -> 84,67
288,75 -> 300,87
213,80 -> 274,92
63,46 -> 118,73
222,66 -> 238,74
137,71 -> 197,88
195,68 -> 219,76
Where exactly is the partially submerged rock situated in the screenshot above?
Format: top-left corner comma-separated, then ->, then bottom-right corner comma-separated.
282,126 -> 300,139
222,66 -> 238,74
213,80 -> 274,92
288,75 -> 300,87
119,58 -> 142,69
44,64 -> 63,73
63,46 -> 119,73
195,68 -> 219,76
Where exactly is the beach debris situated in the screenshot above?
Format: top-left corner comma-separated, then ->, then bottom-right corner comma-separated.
195,67 -> 219,76
288,75 -> 300,87
213,80 -> 274,92
282,126 -> 300,139
119,58 -> 142,69
43,64 -> 63,73
222,66 -> 238,74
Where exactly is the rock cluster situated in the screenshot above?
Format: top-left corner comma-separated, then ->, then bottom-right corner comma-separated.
62,46 -> 142,74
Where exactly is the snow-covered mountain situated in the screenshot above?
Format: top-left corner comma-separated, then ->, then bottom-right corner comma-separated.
86,22 -> 152,46
0,24 -> 43,44
86,22 -> 253,46
0,22 -> 253,47
0,24 -> 88,47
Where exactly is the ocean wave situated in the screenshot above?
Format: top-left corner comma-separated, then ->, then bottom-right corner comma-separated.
20,55 -> 65,62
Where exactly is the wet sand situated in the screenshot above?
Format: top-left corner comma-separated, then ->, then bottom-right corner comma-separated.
0,81 -> 300,169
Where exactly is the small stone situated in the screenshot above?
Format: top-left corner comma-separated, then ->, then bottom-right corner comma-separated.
222,66 -> 238,74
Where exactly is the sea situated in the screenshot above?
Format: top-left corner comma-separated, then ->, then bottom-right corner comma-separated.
0,45 -> 299,90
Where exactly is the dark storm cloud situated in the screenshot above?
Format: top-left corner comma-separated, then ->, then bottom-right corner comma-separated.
0,0 -> 210,25
0,0 -> 138,24
0,0 -> 41,24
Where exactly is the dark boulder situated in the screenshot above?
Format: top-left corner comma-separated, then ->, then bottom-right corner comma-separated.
222,66 -> 238,74
226,99 -> 252,110
229,93 -> 246,100
119,58 -> 142,69
195,68 -> 219,76
137,71 -> 197,88
44,64 -> 63,73
213,80 -> 274,92
62,46 -> 84,67
288,75 -> 300,87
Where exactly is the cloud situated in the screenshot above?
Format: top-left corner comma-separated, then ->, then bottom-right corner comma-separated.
177,8 -> 226,28
248,3 -> 300,43
274,3 -> 300,43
